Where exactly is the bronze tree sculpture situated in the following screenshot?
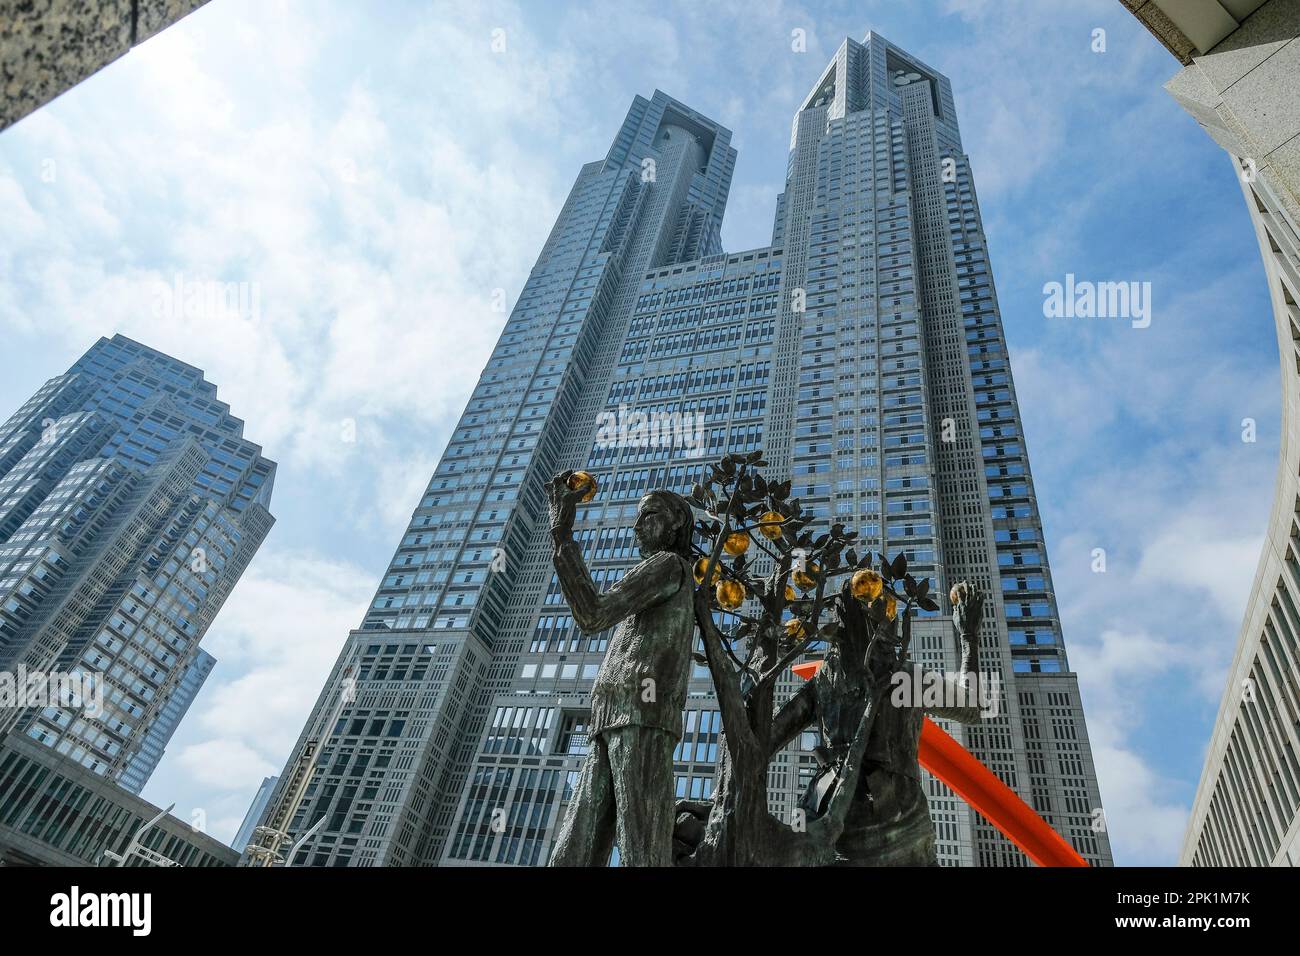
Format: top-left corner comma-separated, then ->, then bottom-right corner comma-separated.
674,451 -> 988,866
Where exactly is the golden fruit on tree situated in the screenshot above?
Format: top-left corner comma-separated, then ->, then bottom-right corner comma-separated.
851,569 -> 884,602
715,579 -> 746,611
723,531 -> 751,557
884,593 -> 898,621
792,563 -> 820,592
785,618 -> 806,640
757,511 -> 785,541
784,585 -> 797,603
693,558 -> 721,586
567,470 -> 598,503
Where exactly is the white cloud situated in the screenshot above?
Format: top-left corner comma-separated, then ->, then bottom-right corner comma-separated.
176,738 -> 277,790
1134,517 -> 1263,623
1091,741 -> 1192,862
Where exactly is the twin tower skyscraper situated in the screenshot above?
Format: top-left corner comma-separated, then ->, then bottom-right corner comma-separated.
257,33 -> 1114,867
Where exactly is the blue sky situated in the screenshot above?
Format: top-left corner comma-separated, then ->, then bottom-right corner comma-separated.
0,0 -> 1281,865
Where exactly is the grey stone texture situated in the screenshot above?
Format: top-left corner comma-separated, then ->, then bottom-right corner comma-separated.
1,0 -> 209,131
1159,1 -> 1300,239
1122,0 -> 1201,63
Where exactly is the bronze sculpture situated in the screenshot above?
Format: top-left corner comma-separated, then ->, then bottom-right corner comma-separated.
543,454 -> 992,867
673,452 -> 988,866
765,580 -> 986,865
544,471 -> 697,867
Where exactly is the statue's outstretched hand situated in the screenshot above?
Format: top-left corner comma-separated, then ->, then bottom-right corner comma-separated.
950,581 -> 984,676
950,581 -> 984,637
545,471 -> 584,541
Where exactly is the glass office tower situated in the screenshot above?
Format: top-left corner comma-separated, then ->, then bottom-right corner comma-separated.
117,648 -> 216,794
0,334 -> 274,794
269,34 -> 1111,867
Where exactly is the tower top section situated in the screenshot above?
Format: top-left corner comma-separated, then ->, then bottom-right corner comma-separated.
790,34 -> 963,150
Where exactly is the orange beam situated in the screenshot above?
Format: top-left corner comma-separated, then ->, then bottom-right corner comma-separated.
791,660 -> 1087,867
918,718 -> 1087,867
791,660 -> 821,681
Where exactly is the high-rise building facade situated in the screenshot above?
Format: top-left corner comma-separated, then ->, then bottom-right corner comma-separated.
233,774 -> 279,853
267,33 -> 1111,867
1123,0 -> 1300,867
118,648 -> 216,795
0,733 -> 238,866
0,334 -> 274,797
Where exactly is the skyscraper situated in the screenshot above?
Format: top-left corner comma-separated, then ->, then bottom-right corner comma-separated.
267,33 -> 1112,867
0,334 -> 274,796
118,648 -> 217,795
233,774 -> 279,853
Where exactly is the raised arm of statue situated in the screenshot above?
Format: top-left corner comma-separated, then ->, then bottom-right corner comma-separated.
920,671 -> 985,724
950,580 -> 984,678
922,581 -> 986,724
554,544 -> 684,634
544,472 -> 687,634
